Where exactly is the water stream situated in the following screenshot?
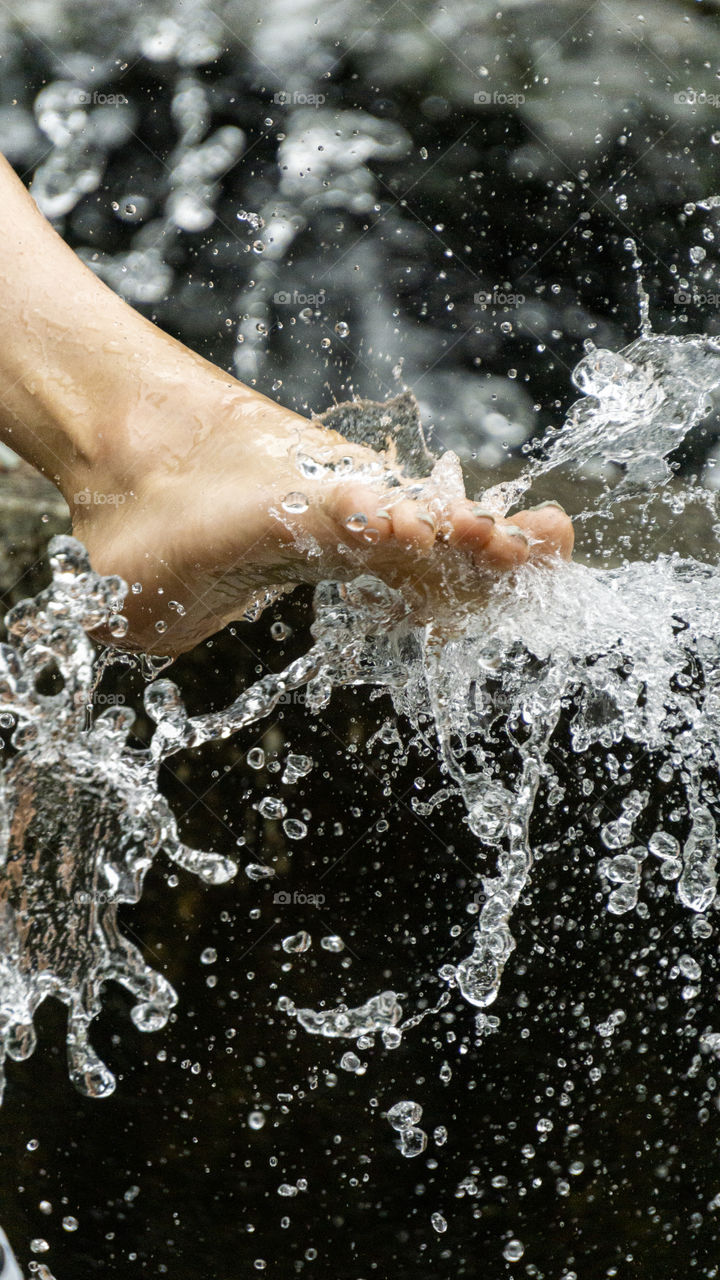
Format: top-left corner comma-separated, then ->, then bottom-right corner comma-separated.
2,324 -> 720,1119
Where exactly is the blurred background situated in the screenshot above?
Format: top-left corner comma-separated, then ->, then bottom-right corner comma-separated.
2,1 -> 720,1277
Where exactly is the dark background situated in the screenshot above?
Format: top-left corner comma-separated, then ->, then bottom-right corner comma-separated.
2,1 -> 720,1276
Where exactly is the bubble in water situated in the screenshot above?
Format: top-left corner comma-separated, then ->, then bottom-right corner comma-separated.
200,948 -> 217,965
62,1217 -> 78,1232
431,1212 -> 447,1233
334,321 -> 350,337
247,747 -> 265,769
248,1110 -> 266,1130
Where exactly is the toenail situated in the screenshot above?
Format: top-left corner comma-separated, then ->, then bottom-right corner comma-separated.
375,508 -> 392,521
526,500 -> 567,514
504,524 -> 530,544
417,513 -> 436,531
472,507 -> 496,522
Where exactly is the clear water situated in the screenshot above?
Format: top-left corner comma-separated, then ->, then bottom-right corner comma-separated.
6,6 -> 720,1268
2,324 -> 720,1109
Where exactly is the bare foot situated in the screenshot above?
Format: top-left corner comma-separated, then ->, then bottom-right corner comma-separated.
71,373 -> 573,655
0,153 -> 572,656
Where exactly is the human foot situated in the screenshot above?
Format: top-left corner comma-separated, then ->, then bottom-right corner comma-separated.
70,376 -> 573,656
0,155 -> 572,655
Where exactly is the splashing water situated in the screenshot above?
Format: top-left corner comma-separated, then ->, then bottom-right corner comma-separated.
288,328 -> 720,1038
0,538 -> 407,1100
3,326 -> 720,1097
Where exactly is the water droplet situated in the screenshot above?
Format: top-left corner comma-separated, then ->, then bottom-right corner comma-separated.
258,796 -> 287,819
397,1126 -> 427,1158
200,947 -> 217,965
503,1239 -> 524,1262
387,1100 -> 422,1129
345,512 -> 368,533
282,930 -> 312,954
245,863 -> 275,880
340,1051 -> 365,1073
109,614 -> 129,638
281,492 -> 309,513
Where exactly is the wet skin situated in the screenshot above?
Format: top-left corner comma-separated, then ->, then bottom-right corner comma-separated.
0,154 -> 573,655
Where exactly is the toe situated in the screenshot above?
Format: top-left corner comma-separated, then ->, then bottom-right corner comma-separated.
449,500 -> 530,568
448,501 -> 496,556
390,498 -> 437,555
512,502 -> 574,561
330,483 -> 396,545
482,521 -> 531,568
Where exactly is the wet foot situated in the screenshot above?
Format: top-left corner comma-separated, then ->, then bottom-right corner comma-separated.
0,152 -> 572,655
72,374 -> 573,654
